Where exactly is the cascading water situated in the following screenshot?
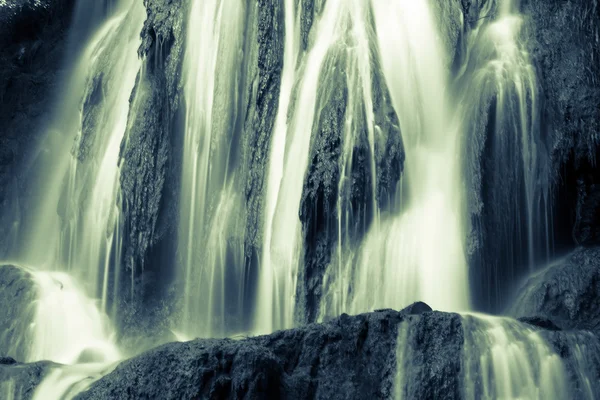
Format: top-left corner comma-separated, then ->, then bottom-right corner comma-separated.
460,0 -> 551,310
461,314 -> 568,399
319,0 -> 470,318
178,0 -> 247,338
258,0 -> 389,331
28,272 -> 121,400
394,314 -> 599,399
1,0 -> 599,397
255,0 -> 301,334
2,0 -> 145,397
16,0 -> 144,312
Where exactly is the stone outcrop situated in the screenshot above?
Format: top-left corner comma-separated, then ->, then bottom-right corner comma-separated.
510,247 -> 600,333
113,0 -> 187,344
0,265 -> 37,362
76,304 -> 434,400
524,0 -> 600,248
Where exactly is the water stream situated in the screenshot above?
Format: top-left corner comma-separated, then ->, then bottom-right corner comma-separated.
255,0 -> 301,334
178,0 -> 247,338
4,0 -> 145,397
319,0 -> 470,318
461,314 -> 568,399
16,0 -> 144,311
458,0 -> 551,310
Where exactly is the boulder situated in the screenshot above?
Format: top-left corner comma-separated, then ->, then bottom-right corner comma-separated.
0,264 -> 38,362
78,303 -> 465,400
509,247 -> 600,333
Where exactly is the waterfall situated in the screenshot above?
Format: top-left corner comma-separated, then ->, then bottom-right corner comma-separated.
255,0 -> 300,334
27,272 -> 121,400
32,362 -> 119,400
461,0 -> 551,310
178,0 -> 247,338
2,0 -> 145,397
1,0 -> 598,397
319,0 -> 470,318
15,0 -> 144,312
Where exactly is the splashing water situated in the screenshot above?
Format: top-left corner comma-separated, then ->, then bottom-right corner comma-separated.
28,272 -> 121,399
32,363 -> 118,400
28,272 -> 120,365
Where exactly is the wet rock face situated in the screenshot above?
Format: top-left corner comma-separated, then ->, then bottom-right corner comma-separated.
459,0 -> 600,311
120,0 -> 187,277
510,247 -> 600,333
299,51 -> 348,325
398,312 -> 464,400
114,0 -> 187,344
523,0 -> 600,247
242,0 -> 285,263
297,6 -> 405,324
0,0 -> 76,257
0,265 -> 38,362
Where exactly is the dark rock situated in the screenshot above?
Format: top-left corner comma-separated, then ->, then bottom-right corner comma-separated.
299,0 -> 322,51
522,0 -> 600,248
403,301 -> 433,315
242,0 -> 285,266
76,306 -> 472,400
79,309 -> 408,400
371,62 -> 404,209
120,0 -> 186,278
0,357 -> 16,365
518,316 -> 561,331
115,0 -> 186,339
76,72 -> 105,162
398,312 -> 463,400
298,47 -> 347,324
509,247 -> 600,333
0,265 -> 38,362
